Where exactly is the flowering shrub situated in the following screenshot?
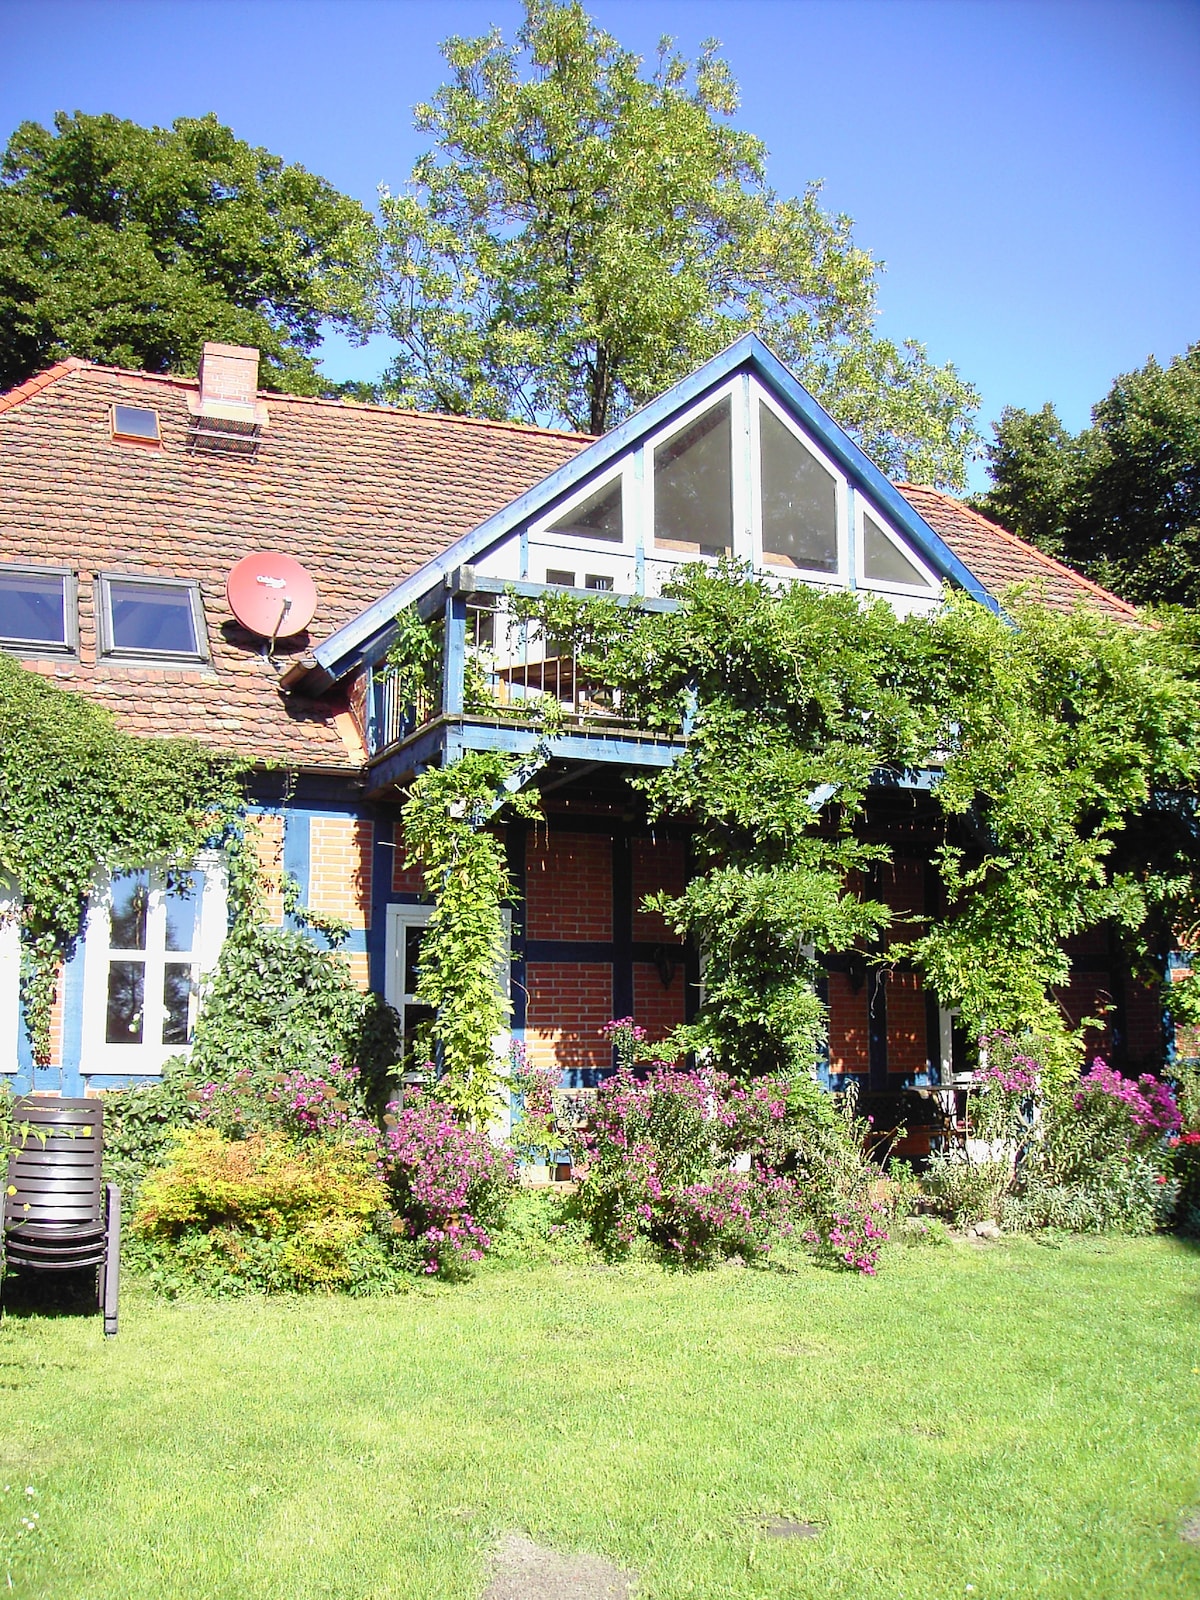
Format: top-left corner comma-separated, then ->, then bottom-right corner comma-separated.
382,1097 -> 515,1275
129,1125 -> 412,1294
189,1060 -> 373,1143
568,1053 -> 883,1269
1073,1063 -> 1181,1143
805,1198 -> 889,1275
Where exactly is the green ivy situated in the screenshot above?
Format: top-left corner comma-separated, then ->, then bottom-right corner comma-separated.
401,752 -> 541,1125
0,655 -> 247,1061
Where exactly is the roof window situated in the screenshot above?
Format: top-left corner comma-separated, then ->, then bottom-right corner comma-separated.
0,563 -> 76,655
861,513 -> 933,589
98,575 -> 207,662
759,401 -> 839,574
111,405 -> 161,444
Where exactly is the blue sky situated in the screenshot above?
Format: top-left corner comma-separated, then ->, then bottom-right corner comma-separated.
3,0 -> 1198,490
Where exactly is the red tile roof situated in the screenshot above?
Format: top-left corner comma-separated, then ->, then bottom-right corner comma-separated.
898,484 -> 1140,623
0,362 -> 587,770
1,361 -> 1139,775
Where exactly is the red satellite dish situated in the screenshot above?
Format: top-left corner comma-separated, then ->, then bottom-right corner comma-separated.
226,552 -> 317,639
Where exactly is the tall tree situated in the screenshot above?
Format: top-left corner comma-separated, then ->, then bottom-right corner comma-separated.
974,345 -> 1200,606
380,0 -> 979,488
0,111 -> 378,394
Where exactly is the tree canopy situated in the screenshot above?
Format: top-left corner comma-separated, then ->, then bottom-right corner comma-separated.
380,0 -> 979,488
0,111 -> 378,394
974,344 -> 1200,607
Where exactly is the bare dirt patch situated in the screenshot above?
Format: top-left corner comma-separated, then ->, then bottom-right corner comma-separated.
1179,1510 -> 1200,1545
482,1534 -> 637,1599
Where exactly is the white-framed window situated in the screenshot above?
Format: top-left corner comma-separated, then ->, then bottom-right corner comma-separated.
533,465 -> 630,551
647,386 -> 740,559
385,903 -> 512,1070
0,562 -> 77,656
97,573 -> 208,663
856,503 -> 939,595
81,855 -> 227,1077
750,385 -> 848,584
0,879 -> 21,1074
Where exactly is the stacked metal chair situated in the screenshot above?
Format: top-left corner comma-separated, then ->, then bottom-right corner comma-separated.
3,1096 -> 120,1336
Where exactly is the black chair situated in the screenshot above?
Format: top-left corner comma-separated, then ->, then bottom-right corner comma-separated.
4,1096 -> 120,1337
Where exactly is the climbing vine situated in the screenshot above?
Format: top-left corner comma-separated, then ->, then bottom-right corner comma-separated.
0,655 -> 247,1061
512,567 -> 1200,1077
400,751 -> 541,1126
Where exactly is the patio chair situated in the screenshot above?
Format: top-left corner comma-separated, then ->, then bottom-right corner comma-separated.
3,1096 -> 120,1337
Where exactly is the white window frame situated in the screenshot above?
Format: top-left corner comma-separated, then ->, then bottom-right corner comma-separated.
644,379 -> 748,564
385,900 -> 513,1071
0,879 -> 21,1075
97,572 -> 209,664
530,464 -> 632,555
749,380 -> 849,587
81,854 -> 227,1077
856,501 -> 940,596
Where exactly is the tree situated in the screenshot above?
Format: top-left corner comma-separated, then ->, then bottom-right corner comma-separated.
974,345 -> 1200,606
380,0 -> 979,488
0,111 -> 378,394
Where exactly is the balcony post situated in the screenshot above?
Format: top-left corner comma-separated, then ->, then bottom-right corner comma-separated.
443,591 -> 467,718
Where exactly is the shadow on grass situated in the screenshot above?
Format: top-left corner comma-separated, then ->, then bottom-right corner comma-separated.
0,1266 -> 103,1324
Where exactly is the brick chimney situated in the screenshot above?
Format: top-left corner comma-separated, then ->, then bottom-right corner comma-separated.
187,342 -> 268,456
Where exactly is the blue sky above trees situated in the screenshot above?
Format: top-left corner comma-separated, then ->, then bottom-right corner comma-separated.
3,0 -> 1197,489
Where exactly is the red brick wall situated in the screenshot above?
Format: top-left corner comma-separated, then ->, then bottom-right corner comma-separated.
1054,975 -> 1113,1060
1126,977 -> 1165,1066
828,972 -> 869,1074
633,961 -> 686,1055
885,970 -> 928,1076
632,837 -> 687,941
881,859 -> 924,945
526,960 -> 612,1072
527,831 -> 612,940
391,822 -> 426,895
309,817 -> 373,929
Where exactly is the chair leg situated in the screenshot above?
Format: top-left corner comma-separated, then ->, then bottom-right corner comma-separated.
102,1183 -> 120,1338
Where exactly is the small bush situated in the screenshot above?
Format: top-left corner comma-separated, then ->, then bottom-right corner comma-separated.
382,1097 -> 516,1276
130,1126 -> 412,1295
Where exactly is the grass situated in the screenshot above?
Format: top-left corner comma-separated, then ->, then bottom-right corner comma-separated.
1,1229 -> 1198,1600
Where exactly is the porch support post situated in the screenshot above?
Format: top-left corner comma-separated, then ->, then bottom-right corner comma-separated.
443,592 -> 467,720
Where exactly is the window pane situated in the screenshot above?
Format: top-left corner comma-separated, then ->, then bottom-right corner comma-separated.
547,479 -> 622,542
759,405 -> 839,573
107,580 -> 199,655
164,872 -> 201,952
546,570 -> 575,588
109,872 -> 149,950
106,960 -> 144,1043
112,405 -> 160,441
403,926 -> 425,999
863,513 -> 929,586
584,574 -> 613,591
162,963 -> 195,1045
653,398 -> 732,556
0,570 -> 66,646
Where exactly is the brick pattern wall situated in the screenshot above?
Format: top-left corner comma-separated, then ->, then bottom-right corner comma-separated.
633,962 -> 686,1056
526,960 -> 612,1071
885,970 -> 929,1076
881,859 -> 924,945
1127,977 -> 1165,1067
828,972 -> 870,1074
631,837 -> 687,941
1054,975 -> 1113,1059
391,823 -> 426,895
527,831 -> 612,940
250,813 -> 286,925
345,951 -> 371,994
309,817 -> 373,929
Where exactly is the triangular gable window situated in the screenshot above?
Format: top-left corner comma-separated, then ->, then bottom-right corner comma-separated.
861,512 -> 934,589
653,395 -> 732,557
758,401 -> 838,574
545,476 -> 623,543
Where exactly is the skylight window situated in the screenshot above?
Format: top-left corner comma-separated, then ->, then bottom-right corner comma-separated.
111,405 -> 161,444
99,575 -> 206,661
758,402 -> 839,573
0,563 -> 75,654
545,477 -> 623,542
653,397 -> 733,557
861,513 -> 932,589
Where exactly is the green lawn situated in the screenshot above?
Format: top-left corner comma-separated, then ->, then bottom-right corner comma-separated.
2,1233 -> 1198,1600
